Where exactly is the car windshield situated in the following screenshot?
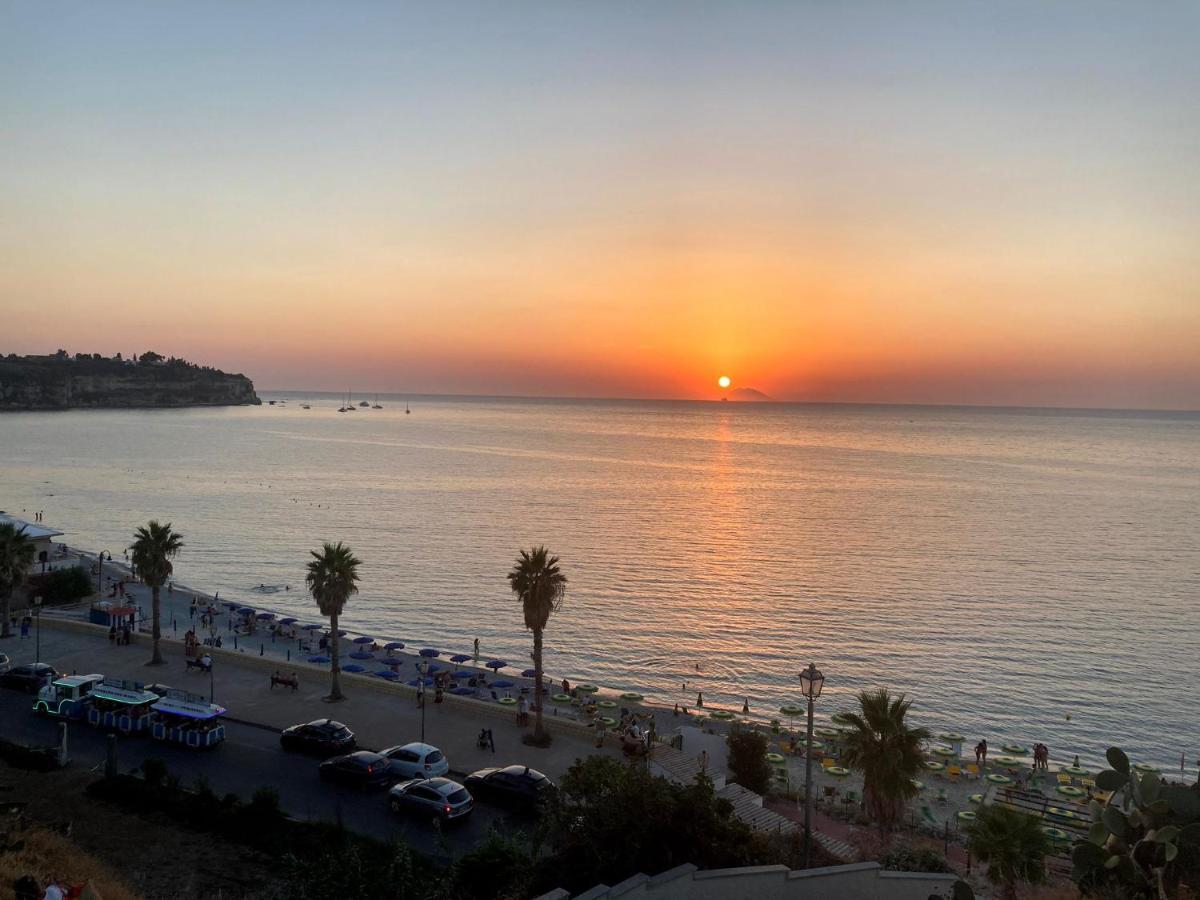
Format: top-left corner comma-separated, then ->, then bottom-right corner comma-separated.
334,728 -> 352,739
426,750 -> 444,763
447,789 -> 469,804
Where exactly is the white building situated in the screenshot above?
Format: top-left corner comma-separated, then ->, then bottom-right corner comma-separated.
0,513 -> 65,568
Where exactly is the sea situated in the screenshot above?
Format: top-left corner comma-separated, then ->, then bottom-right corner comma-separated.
2,394 -> 1197,771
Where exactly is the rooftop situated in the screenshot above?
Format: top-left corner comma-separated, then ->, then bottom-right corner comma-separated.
0,513 -> 64,540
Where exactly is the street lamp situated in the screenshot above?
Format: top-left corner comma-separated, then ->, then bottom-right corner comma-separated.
417,659 -> 430,743
34,596 -> 44,664
96,551 -> 111,594
799,662 -> 825,868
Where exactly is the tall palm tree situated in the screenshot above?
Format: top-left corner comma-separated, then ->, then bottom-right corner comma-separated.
130,520 -> 184,665
967,803 -> 1050,900
0,523 -> 37,639
507,546 -> 566,743
832,688 -> 930,833
306,541 -> 361,702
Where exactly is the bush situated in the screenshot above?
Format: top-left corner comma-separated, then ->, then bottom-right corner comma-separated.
38,566 -> 94,604
452,831 -> 533,900
881,842 -> 953,873
727,727 -> 773,795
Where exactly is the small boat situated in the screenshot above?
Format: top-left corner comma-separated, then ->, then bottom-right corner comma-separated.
345,389 -> 355,411
301,403 -> 311,410
372,394 -> 382,409
405,401 -> 410,415
358,400 -> 369,407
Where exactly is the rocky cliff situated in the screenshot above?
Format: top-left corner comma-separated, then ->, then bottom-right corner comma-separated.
0,352 -> 261,410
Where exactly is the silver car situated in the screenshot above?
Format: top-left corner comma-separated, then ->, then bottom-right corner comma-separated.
0,653 -> 9,675
388,777 -> 473,822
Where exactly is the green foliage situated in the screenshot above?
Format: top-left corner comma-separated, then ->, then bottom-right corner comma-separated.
0,522 -> 37,637
39,566 -> 94,603
832,689 -> 931,831
140,757 -> 167,788
306,541 -> 361,702
967,803 -> 1051,899
131,519 -> 184,665
507,546 -> 567,741
727,727 -> 773,795
1071,746 -> 1200,899
451,830 -> 534,900
881,842 -> 953,873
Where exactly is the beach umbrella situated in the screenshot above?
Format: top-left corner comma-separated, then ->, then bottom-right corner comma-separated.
256,612 -> 275,620
449,653 -> 472,663
425,663 -> 442,674
486,659 -> 507,671
492,679 -> 515,689
521,669 -> 538,678
620,692 -> 644,703
349,651 -> 374,660
710,709 -> 735,720
552,693 -> 573,704
307,655 -> 331,664
826,766 -> 850,779
385,641 -> 405,651
575,682 -> 598,693
957,811 -> 977,825
301,623 -> 323,631
352,635 -> 373,645
238,607 -> 256,615
382,658 -> 404,668
419,648 -> 440,658
279,617 -> 298,625
450,670 -> 474,679
342,664 -> 365,673
450,686 -> 474,696
597,699 -> 617,710
406,677 -> 434,687
375,670 -> 399,680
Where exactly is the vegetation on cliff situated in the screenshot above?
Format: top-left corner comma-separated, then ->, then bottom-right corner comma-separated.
0,350 -> 260,409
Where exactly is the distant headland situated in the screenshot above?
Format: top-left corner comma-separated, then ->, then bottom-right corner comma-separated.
726,387 -> 773,401
0,351 -> 260,411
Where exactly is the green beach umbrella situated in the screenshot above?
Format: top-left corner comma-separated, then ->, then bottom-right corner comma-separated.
779,704 -> 804,717
1133,762 -> 1160,774
940,732 -> 966,744
931,747 -> 957,758
1001,743 -> 1028,755
910,779 -> 925,791
619,692 -> 643,703
924,760 -> 945,772
967,793 -> 983,805
552,693 -> 572,704
597,716 -> 617,728
1059,764 -> 1089,777
710,709 -> 735,720
576,683 -> 599,694
957,810 -> 977,824
1043,826 -> 1070,842
1056,784 -> 1086,798
597,699 -> 617,709
766,752 -> 786,765
826,766 -> 850,778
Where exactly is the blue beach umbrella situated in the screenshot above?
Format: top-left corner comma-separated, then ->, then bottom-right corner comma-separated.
375,670 -> 399,680
492,680 -> 515,689
521,669 -> 538,678
385,641 -> 405,651
406,677 -> 434,687
256,612 -> 275,620
307,655 -> 331,664
279,617 -> 298,625
419,648 -> 440,658
449,653 -> 472,663
301,623 -> 323,631
451,670 -> 474,679
238,607 -> 256,615
350,651 -> 374,660
450,686 -> 474,696
342,664 -> 365,673
382,657 -> 404,668
425,663 -> 442,674
352,635 -> 373,644
486,659 -> 507,671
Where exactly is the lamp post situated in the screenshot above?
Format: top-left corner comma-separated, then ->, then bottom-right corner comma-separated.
418,659 -> 429,742
96,551 -> 111,594
34,596 -> 43,664
799,662 -> 825,868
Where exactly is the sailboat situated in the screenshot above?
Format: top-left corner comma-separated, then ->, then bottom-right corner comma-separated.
372,394 -> 383,409
337,391 -> 348,412
405,401 -> 410,415
345,389 -> 355,411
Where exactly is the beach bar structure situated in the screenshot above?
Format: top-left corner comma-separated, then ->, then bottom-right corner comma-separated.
89,601 -> 137,630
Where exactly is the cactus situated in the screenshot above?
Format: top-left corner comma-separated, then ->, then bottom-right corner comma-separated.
1070,746 -> 1200,898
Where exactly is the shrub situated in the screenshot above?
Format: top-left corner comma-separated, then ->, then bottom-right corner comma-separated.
727,727 -> 773,795
881,842 -> 953,873
140,757 -> 167,788
39,566 -> 94,604
452,831 -> 533,900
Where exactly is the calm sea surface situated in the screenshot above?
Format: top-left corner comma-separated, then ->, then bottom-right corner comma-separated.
2,395 -> 1198,770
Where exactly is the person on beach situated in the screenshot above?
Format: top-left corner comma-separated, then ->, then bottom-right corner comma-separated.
473,637 -> 480,659
561,677 -> 570,695
20,617 -> 30,639
978,739 -> 988,765
517,695 -> 529,725
594,717 -> 606,747
109,624 -> 117,644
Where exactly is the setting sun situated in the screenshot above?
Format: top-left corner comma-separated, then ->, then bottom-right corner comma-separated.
718,376 -> 732,389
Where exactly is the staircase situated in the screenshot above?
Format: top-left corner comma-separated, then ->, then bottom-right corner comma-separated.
647,742 -> 725,791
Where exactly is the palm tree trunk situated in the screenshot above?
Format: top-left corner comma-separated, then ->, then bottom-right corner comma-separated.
328,611 -> 344,701
1,589 -> 12,638
532,625 -> 545,740
149,584 -> 164,665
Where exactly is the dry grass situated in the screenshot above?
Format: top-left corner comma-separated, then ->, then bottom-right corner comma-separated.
0,825 -> 141,900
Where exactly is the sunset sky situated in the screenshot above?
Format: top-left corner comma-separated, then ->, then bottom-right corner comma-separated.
3,2 -> 1198,408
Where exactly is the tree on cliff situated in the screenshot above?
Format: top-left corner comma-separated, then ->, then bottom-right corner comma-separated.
131,521 -> 184,666
0,523 -> 36,639
306,542 -> 361,702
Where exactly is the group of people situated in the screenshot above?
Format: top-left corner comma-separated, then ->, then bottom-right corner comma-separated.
1031,742 -> 1051,770
107,621 -> 133,645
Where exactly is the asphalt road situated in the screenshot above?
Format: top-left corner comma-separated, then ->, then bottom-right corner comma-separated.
0,686 -> 527,861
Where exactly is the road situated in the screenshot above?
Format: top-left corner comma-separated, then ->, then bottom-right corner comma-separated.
0,686 -> 526,861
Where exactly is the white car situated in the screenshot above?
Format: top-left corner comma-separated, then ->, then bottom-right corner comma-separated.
379,742 -> 449,779
0,653 -> 9,675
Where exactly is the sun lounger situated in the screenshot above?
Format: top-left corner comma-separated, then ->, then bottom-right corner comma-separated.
946,765 -> 961,781
965,764 -> 980,779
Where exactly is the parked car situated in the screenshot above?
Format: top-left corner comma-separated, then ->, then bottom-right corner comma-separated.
318,751 -> 393,789
0,663 -> 57,694
464,765 -> 555,811
0,653 -> 10,675
388,777 -> 474,822
280,719 -> 356,756
378,742 -> 449,779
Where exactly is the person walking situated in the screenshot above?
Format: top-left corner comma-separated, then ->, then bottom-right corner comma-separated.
473,637 -> 480,659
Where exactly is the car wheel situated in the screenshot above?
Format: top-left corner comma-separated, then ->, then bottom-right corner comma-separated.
390,799 -> 401,813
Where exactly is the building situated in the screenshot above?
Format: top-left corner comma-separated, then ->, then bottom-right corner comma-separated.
0,513 -> 66,568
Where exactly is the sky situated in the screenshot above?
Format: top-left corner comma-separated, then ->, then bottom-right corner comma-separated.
2,2 -> 1198,408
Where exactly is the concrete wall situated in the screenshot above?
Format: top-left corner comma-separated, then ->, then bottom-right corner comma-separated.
534,862 -> 959,900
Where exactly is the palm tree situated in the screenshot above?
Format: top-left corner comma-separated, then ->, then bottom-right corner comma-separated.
130,520 -> 184,665
306,541 -> 361,702
967,803 -> 1050,900
0,523 -> 37,639
832,688 -> 930,833
507,546 -> 566,744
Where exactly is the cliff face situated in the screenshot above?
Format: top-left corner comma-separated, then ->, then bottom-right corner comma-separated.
0,354 -> 261,410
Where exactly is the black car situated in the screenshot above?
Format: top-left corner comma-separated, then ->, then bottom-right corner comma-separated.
280,719 -> 356,756
0,663 -> 57,694
464,765 -> 555,811
318,751 -> 393,789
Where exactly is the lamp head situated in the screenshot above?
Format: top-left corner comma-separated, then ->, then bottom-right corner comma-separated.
799,663 -> 824,700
